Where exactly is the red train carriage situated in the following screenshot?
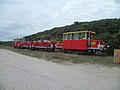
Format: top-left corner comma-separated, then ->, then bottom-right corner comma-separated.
18,41 -> 31,49
62,31 -> 106,54
12,38 -> 25,48
12,38 -> 62,51
31,40 -> 58,51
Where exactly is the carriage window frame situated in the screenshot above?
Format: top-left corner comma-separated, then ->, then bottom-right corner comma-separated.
63,31 -> 96,40
87,32 -> 95,40
72,33 -> 80,40
63,34 -> 72,40
63,34 -> 67,40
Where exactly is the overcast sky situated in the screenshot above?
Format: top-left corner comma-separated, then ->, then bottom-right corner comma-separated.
0,0 -> 120,41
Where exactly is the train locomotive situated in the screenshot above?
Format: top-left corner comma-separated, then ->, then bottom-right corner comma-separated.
12,31 -> 107,54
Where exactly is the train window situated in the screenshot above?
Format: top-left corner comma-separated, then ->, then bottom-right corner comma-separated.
72,33 -> 80,40
22,39 -> 25,42
63,34 -> 67,40
91,33 -> 95,40
79,33 -> 82,39
81,32 -> 86,39
14,38 -> 25,42
63,34 -> 71,40
87,32 -> 95,40
87,32 -> 90,39
67,34 -> 71,40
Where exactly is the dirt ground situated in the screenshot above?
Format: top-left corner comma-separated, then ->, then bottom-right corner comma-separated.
0,49 -> 120,90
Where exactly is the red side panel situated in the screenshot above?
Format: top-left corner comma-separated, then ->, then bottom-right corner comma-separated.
90,40 -> 98,48
62,40 -> 71,49
90,40 -> 104,49
71,40 -> 88,50
14,42 -> 21,47
62,40 -> 88,50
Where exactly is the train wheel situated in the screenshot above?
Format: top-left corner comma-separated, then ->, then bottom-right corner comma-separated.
90,50 -> 96,55
42,48 -> 45,51
63,49 -> 68,53
67,50 -> 73,54
52,48 -> 55,52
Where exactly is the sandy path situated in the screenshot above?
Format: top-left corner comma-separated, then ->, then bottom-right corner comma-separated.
0,49 -> 120,90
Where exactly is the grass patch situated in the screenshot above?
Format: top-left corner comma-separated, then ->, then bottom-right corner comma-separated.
0,45 -> 119,67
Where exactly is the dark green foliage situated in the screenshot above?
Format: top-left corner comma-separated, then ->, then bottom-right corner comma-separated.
0,41 -> 12,46
0,41 -> 2,45
24,18 -> 120,55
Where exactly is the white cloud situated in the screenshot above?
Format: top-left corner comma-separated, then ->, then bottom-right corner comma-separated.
0,0 -> 120,40
62,0 -> 84,11
59,0 -> 120,21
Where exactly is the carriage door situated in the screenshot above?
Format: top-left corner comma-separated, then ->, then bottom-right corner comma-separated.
62,34 -> 71,49
87,32 -> 91,47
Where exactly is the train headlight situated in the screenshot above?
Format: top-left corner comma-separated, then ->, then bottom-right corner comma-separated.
107,45 -> 110,48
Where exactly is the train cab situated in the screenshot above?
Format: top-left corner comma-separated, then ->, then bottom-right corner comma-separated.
62,31 -> 106,54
